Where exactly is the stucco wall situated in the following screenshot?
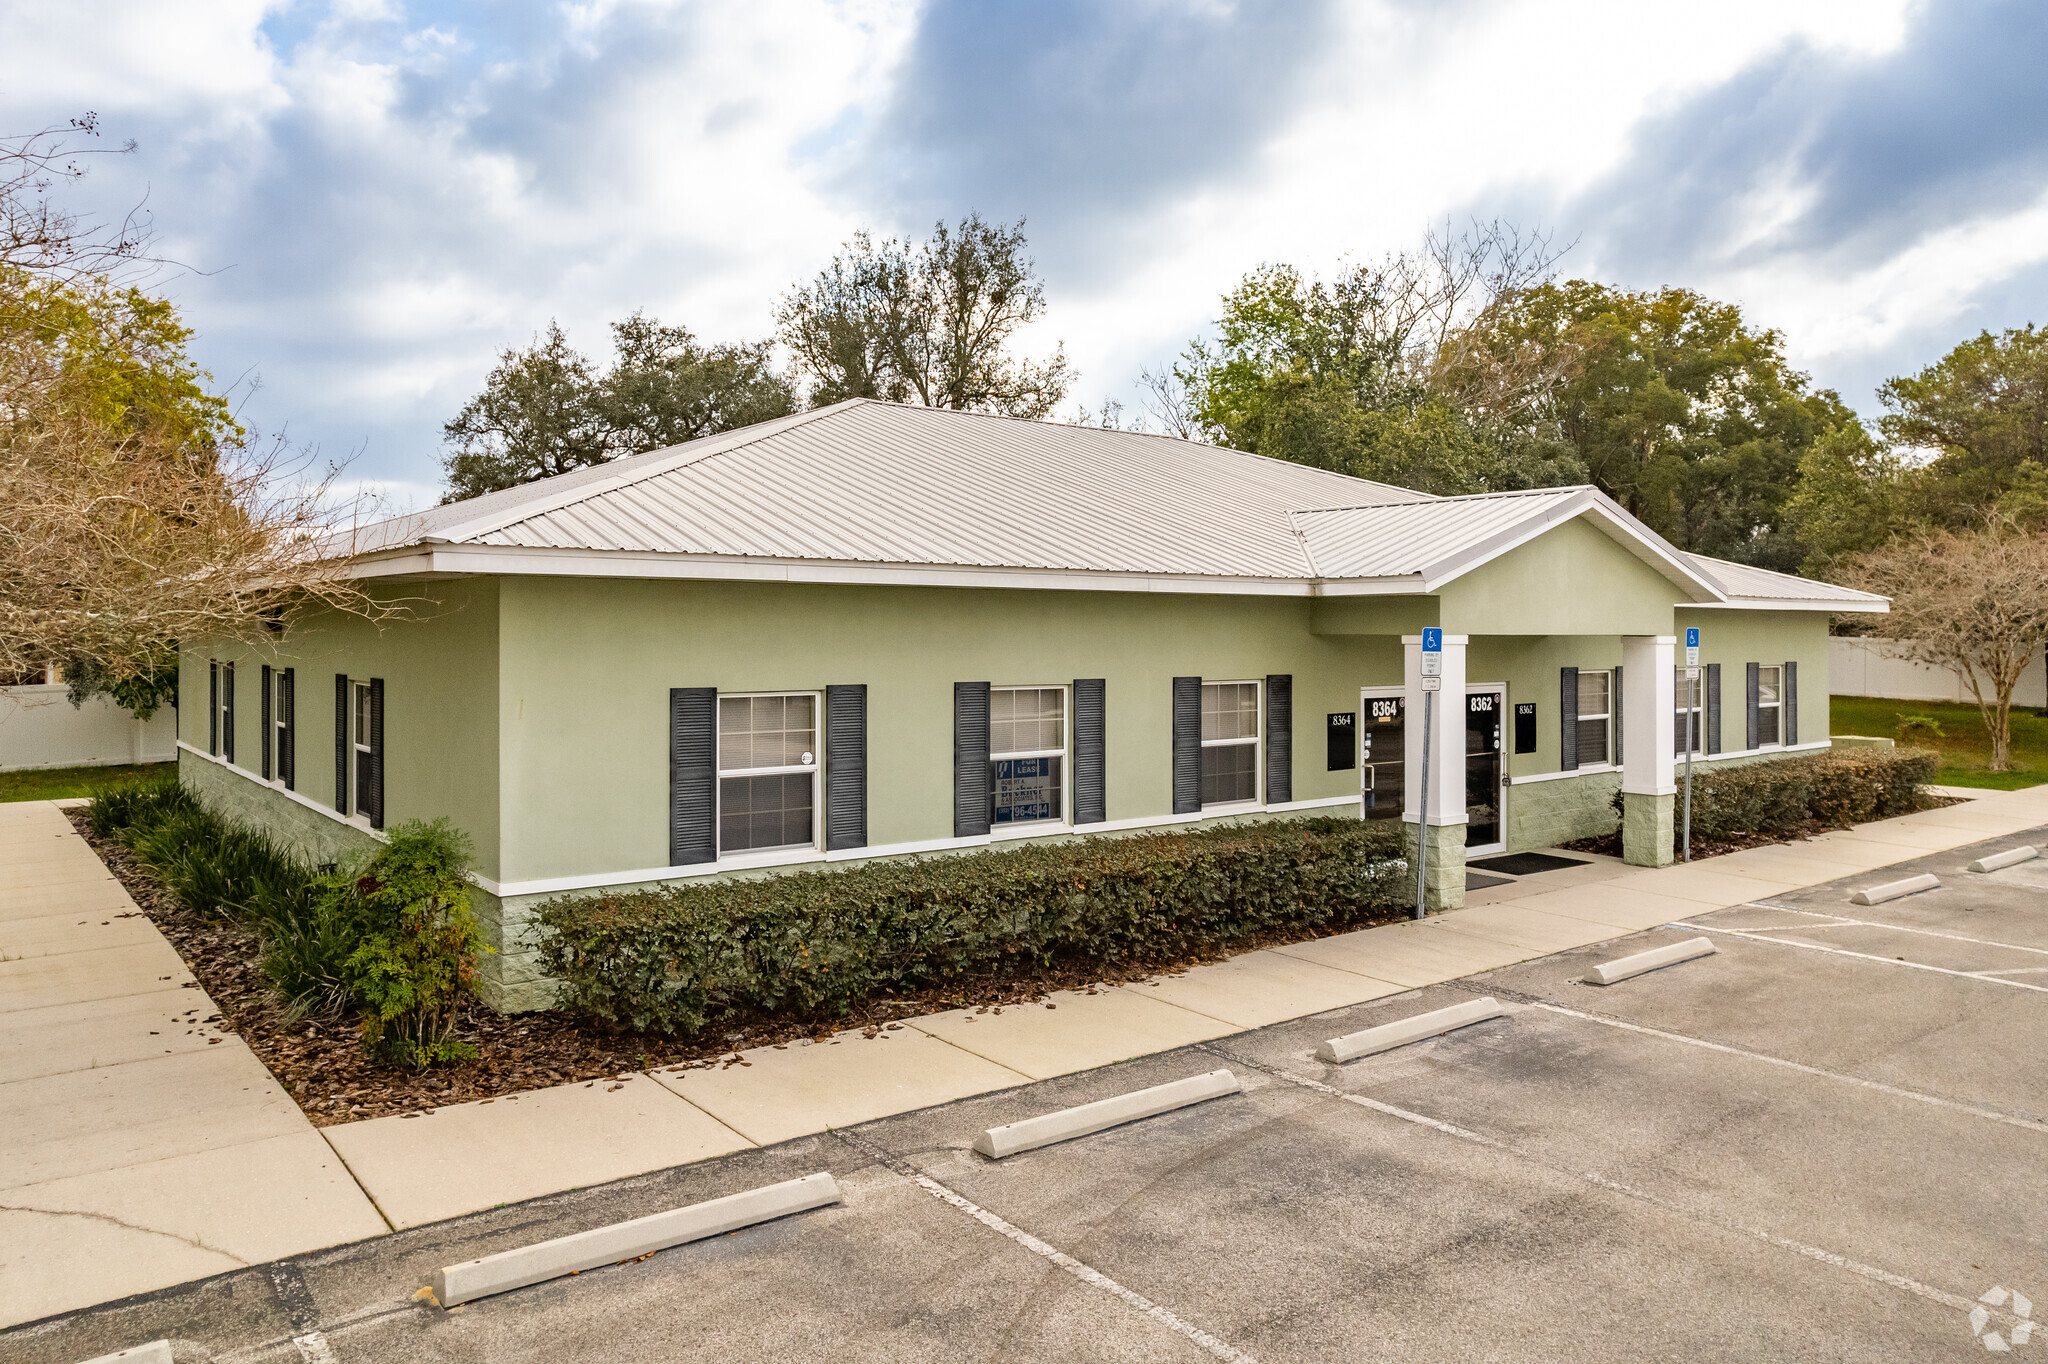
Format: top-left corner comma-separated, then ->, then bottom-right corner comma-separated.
495,576 -> 1407,884
177,578 -> 504,877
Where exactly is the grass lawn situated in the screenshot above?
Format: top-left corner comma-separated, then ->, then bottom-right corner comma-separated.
0,761 -> 175,803
1831,695 -> 2048,790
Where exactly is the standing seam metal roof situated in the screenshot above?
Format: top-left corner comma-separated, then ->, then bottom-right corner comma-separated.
348,399 -> 1881,606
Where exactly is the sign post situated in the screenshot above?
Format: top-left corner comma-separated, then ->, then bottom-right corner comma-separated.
1683,628 -> 1699,863
1415,629 -> 1442,919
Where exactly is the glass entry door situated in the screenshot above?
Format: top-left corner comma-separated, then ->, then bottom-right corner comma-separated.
1465,687 -> 1505,851
1359,687 -> 1404,821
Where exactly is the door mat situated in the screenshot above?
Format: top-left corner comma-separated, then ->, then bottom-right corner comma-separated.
1469,852 -> 1590,876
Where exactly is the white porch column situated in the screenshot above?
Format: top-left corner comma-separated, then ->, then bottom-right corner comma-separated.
1402,633 -> 1467,910
1620,634 -> 1676,867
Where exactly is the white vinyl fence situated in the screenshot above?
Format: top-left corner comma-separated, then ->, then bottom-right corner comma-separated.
0,684 -> 178,771
1831,637 -> 2048,707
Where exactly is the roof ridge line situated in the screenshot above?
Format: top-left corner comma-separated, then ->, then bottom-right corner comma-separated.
420,400 -> 865,544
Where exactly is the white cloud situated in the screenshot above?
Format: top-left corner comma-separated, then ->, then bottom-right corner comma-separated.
7,0 -> 2041,486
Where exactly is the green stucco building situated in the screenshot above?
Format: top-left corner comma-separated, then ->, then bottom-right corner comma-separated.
178,401 -> 1887,1009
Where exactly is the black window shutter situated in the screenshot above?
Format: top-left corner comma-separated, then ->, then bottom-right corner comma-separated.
1784,660 -> 1799,745
1559,667 -> 1579,772
209,662 -> 219,756
825,684 -> 867,851
261,665 -> 273,780
222,665 -> 235,765
1172,676 -> 1202,814
669,688 -> 716,865
1073,678 -> 1106,825
367,678 -> 385,829
1746,662 -> 1761,750
1611,664 -> 1624,767
279,668 -> 296,790
1265,674 -> 1292,804
954,682 -> 991,837
1705,663 -> 1722,755
334,674 -> 348,813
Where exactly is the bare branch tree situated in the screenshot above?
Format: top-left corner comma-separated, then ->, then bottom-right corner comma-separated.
1840,515 -> 2048,770
0,407 -> 405,686
2,115 -> 159,283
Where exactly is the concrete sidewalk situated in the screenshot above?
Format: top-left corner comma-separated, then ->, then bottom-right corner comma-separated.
0,801 -> 388,1329
10,783 -> 2047,1326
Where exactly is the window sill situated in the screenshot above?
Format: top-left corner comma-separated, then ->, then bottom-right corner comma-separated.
712,845 -> 825,873
1199,799 -> 1265,815
991,820 -> 1071,842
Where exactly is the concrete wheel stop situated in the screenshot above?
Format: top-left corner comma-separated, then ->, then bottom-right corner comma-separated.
1316,997 -> 1506,1063
972,1070 -> 1242,1159
430,1171 -> 842,1307
1849,873 -> 1940,905
1588,937 -> 1716,985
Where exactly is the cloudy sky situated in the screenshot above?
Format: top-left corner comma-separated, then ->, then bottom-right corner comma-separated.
7,0 -> 2046,509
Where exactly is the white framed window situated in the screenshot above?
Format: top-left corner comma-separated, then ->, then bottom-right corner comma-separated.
1674,668 -> 1702,756
1757,665 -> 1783,747
1576,670 -> 1611,767
1201,680 -> 1260,806
218,661 -> 236,765
718,693 -> 820,854
990,686 -> 1066,827
350,680 -> 374,818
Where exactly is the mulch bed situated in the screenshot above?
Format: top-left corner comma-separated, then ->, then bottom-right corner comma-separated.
69,810 -> 1403,1127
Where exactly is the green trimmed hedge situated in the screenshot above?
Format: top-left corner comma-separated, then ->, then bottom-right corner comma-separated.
532,816 -> 1408,1036
1687,746 -> 1938,840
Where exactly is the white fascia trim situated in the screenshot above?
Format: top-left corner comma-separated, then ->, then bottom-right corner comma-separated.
1414,491 -> 1727,605
1689,598 -> 1889,613
1310,575 -> 1430,597
176,741 -> 390,845
368,544 -> 1323,598
483,799 -> 1355,900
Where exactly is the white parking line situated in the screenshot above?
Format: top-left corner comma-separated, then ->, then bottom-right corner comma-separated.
1520,1000 -> 2048,1136
1677,923 -> 2048,993
1214,1047 -> 2016,1332
836,1130 -> 1257,1363
1739,905 -> 2048,959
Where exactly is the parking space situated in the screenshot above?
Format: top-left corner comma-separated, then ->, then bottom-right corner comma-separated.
13,828 -> 2047,1363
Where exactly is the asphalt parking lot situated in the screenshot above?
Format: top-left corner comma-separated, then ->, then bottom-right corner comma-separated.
11,829 -> 2047,1364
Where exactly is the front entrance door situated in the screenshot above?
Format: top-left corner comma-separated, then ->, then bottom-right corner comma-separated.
1358,687 -> 1404,822
1466,686 -> 1505,852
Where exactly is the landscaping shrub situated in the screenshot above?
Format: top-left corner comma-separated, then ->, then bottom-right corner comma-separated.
338,820 -> 487,1068
1687,747 -> 1938,840
88,779 -> 486,1068
533,816 -> 1408,1036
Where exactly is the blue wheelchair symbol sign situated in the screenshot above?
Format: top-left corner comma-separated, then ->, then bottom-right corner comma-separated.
1686,627 -> 1700,648
1422,628 -> 1443,653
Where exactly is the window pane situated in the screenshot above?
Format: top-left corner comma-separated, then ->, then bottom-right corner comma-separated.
1577,670 -> 1609,718
1201,741 -> 1257,805
720,694 -> 816,771
353,684 -> 369,744
1758,706 -> 1780,746
1575,716 -> 1609,767
1758,666 -> 1781,706
991,687 -> 1064,755
991,755 -> 1062,825
719,772 -> 814,852
1201,682 -> 1258,742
